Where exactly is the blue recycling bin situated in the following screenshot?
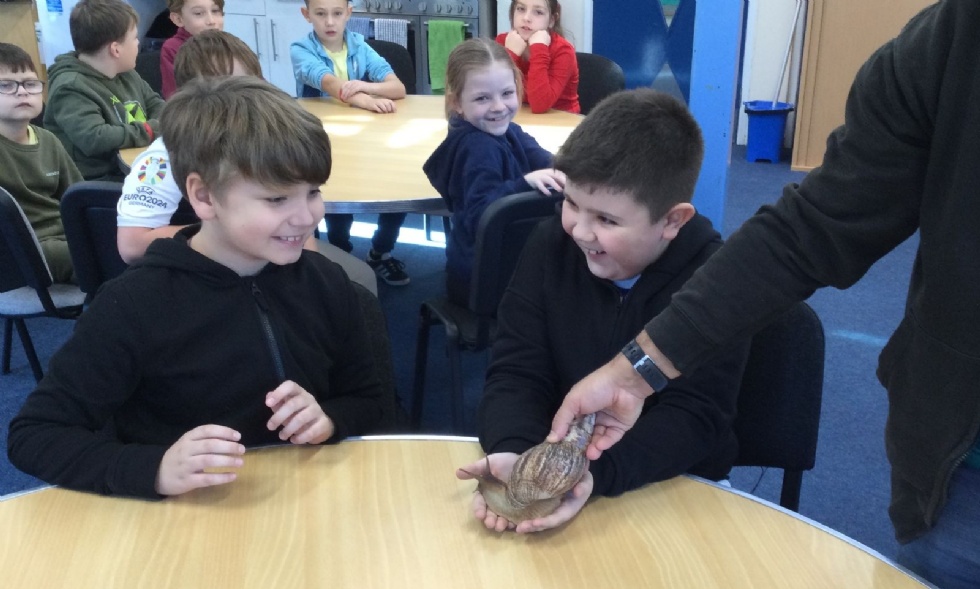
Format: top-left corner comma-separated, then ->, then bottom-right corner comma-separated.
744,101 -> 795,163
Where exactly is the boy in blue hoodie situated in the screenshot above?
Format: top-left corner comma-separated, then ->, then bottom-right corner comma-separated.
290,0 -> 412,285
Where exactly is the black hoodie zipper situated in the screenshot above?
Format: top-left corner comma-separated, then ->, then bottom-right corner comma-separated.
250,280 -> 286,381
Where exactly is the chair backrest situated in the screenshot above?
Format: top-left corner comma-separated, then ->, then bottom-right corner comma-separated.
60,181 -> 128,300
733,301 -> 825,510
366,39 -> 417,95
135,49 -> 164,96
352,282 -> 407,431
575,52 -> 625,115
143,9 -> 178,51
0,186 -> 54,296
468,191 -> 562,318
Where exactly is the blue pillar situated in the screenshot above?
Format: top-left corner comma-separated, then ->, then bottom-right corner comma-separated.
688,1 -> 744,228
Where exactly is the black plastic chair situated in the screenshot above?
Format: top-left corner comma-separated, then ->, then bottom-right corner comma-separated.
353,282 -> 410,432
733,301 -> 825,511
411,191 -> 561,431
366,39 -> 417,95
135,49 -> 163,96
60,182 -> 129,303
0,187 -> 85,382
575,52 -> 625,115
143,9 -> 178,51
366,39 -> 450,240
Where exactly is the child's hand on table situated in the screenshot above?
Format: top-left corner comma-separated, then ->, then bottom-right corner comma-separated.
340,80 -> 371,101
155,424 -> 245,495
457,452 -> 522,532
456,452 -> 594,534
266,380 -> 335,444
350,93 -> 397,114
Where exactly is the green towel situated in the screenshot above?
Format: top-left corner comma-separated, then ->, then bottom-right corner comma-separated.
427,20 -> 466,93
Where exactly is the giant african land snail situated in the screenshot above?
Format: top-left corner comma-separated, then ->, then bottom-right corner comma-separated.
464,413 -> 595,522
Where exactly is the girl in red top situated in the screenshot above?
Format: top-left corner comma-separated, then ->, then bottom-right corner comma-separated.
495,0 -> 580,114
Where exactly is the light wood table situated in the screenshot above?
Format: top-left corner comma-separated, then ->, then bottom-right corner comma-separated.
0,437 -> 930,588
120,96 -> 582,214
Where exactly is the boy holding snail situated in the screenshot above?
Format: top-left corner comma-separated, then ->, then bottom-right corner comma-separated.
457,89 -> 751,533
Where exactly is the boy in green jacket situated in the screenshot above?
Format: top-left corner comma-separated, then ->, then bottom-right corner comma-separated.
44,0 -> 164,181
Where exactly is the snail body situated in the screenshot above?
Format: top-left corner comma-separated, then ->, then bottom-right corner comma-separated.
469,413 -> 595,522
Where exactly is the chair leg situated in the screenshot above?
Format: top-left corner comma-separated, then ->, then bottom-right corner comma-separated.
2,318 -> 12,374
411,306 -> 434,429
13,318 -> 44,382
446,335 -> 464,432
780,469 -> 803,512
423,214 -> 452,243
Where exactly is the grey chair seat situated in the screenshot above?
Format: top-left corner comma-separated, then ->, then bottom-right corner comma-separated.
0,284 -> 86,315
0,187 -> 85,382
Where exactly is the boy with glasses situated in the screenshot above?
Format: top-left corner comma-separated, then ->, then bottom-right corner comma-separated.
0,43 -> 82,283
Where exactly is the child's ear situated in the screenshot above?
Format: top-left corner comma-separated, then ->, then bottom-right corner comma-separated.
301,6 -> 311,22
169,12 -> 184,28
185,173 -> 218,220
447,93 -> 462,116
660,203 -> 696,240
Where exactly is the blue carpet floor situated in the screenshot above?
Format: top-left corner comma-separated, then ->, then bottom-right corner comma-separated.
0,145 -> 916,562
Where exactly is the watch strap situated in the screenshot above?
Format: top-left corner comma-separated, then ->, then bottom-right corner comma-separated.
621,339 -> 669,391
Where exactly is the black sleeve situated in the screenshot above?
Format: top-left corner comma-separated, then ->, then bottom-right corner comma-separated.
648,2 -> 946,373
478,223 -> 560,455
7,286 -> 167,498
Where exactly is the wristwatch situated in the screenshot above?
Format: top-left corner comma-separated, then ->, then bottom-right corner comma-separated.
621,339 -> 669,392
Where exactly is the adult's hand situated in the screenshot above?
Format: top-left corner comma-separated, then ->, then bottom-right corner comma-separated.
549,332 -> 679,458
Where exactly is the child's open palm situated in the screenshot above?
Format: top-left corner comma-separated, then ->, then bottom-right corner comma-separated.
155,424 -> 245,496
351,94 -> 397,113
266,380 -> 335,444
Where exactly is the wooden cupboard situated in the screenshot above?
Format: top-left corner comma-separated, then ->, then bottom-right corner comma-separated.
791,0 -> 935,171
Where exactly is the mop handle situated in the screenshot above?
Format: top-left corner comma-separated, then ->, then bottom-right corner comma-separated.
772,0 -> 804,107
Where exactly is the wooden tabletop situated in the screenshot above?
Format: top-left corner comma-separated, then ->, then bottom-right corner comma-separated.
0,437 -> 929,588
120,96 -> 582,214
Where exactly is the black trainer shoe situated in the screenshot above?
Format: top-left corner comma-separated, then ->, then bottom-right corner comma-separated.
366,252 -> 410,286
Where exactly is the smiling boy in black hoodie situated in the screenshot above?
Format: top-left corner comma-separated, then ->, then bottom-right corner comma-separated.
456,90 -> 751,534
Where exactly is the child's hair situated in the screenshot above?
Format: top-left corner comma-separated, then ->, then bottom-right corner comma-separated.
554,89 -> 704,222
302,0 -> 351,7
0,43 -> 36,74
444,38 -> 523,118
167,0 -> 226,13
162,76 -> 331,198
70,0 -> 139,55
508,0 -> 564,38
173,30 -> 262,87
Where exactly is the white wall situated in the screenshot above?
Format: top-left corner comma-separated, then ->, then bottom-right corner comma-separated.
35,0 -> 165,66
737,0 -> 806,146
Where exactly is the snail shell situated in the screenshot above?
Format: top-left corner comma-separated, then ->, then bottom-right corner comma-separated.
469,413 -> 595,523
